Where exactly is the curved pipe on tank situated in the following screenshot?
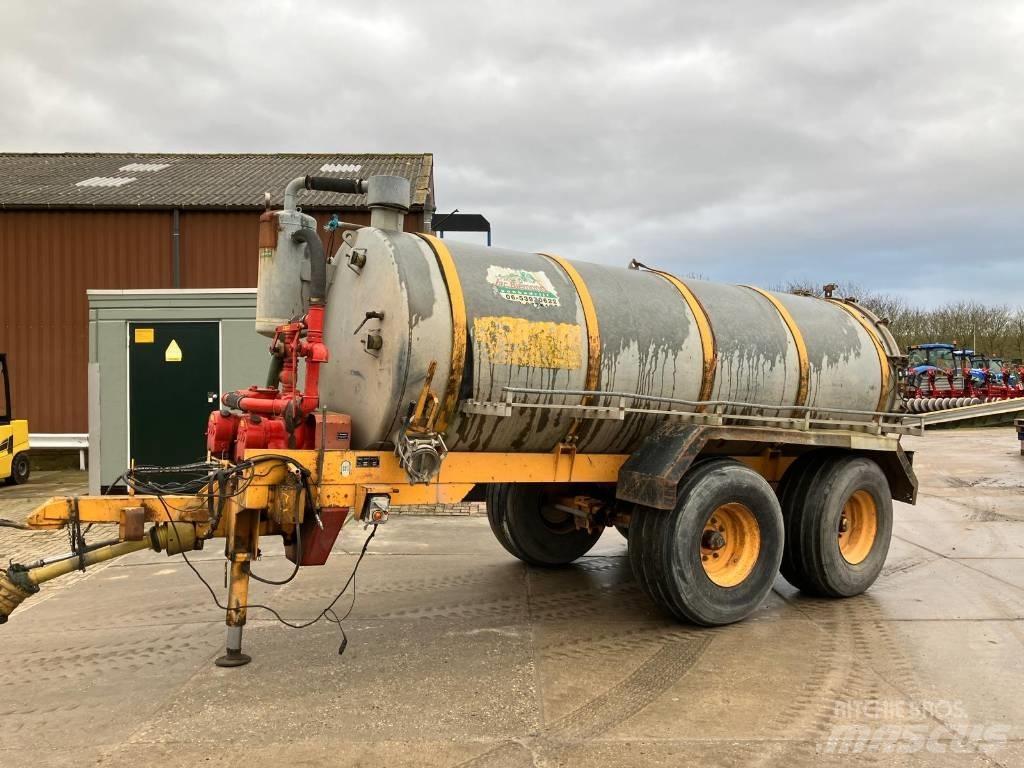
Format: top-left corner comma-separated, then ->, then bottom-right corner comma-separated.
290,228 -> 327,305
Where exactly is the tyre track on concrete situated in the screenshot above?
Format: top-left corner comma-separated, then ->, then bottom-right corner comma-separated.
774,595 -> 933,767
545,632 -> 713,741
837,600 -> 1005,765
362,580 -> 644,623
455,632 -> 713,767
537,624 -> 697,662
742,597 -> 845,767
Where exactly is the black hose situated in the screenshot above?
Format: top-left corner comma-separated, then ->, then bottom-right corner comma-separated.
266,354 -> 284,387
222,391 -> 244,410
290,228 -> 326,305
304,176 -> 365,195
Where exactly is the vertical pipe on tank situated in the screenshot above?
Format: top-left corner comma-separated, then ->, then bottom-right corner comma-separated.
368,176 -> 411,231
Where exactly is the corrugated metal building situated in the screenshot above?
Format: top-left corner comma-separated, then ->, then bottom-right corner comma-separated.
0,152 -> 435,443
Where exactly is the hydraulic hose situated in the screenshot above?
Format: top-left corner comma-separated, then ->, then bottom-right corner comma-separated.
282,175 -> 367,211
290,228 -> 327,305
303,175 -> 366,195
266,354 -> 284,388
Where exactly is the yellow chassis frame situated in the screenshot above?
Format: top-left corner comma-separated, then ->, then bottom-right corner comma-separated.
26,447 -> 796,529
14,446 -> 794,665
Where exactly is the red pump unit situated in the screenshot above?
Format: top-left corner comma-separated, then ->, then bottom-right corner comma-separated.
205,188 -> 349,462
207,305 -> 328,461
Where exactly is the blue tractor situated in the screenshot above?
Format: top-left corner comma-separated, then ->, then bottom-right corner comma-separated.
906,343 -> 956,377
953,348 -> 973,372
905,342 -> 964,398
968,353 -> 1018,389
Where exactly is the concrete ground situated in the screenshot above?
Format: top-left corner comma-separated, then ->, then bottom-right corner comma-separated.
1,428 -> 1022,767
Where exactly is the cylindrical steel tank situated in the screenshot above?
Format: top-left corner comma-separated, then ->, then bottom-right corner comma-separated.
294,228 -> 899,453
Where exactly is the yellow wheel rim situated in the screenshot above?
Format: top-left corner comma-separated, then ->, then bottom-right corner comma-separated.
700,503 -> 761,588
838,490 -> 878,565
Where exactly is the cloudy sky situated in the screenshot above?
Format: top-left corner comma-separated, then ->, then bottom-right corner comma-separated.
4,1 -> 1023,306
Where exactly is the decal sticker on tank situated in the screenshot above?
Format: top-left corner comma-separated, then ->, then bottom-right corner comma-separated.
486,266 -> 560,308
473,316 -> 581,369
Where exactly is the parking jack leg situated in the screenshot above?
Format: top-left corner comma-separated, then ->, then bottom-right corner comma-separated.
215,508 -> 257,668
216,623 -> 250,668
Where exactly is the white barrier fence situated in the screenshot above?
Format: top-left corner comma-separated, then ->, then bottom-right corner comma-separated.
28,433 -> 88,470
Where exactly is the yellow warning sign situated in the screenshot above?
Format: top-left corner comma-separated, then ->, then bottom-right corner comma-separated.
165,339 -> 183,363
134,328 -> 154,344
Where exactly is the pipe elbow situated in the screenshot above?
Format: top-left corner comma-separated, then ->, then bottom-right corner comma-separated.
282,176 -> 306,212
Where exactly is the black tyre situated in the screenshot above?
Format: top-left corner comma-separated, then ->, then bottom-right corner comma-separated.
627,502 -> 662,605
630,459 -> 784,626
10,453 -> 30,485
485,483 -> 603,566
780,455 -> 892,598
777,451 -> 839,592
485,484 -> 520,558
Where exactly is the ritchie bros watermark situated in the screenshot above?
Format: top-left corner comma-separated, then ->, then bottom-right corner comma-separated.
820,700 -> 1010,755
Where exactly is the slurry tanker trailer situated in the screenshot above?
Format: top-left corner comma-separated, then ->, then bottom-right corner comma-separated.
1,174 -> 921,666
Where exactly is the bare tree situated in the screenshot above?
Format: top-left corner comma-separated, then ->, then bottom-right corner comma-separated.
771,281 -> 1023,358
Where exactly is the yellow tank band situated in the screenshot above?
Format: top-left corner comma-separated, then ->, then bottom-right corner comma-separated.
538,253 -> 601,393
539,252 -> 601,441
648,270 -> 717,404
828,299 -> 892,413
742,286 -> 810,408
416,234 -> 467,433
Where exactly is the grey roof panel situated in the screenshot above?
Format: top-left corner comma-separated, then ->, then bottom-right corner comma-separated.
0,153 -> 433,210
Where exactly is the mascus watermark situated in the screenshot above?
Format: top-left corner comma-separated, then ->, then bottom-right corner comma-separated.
820,700 -> 1010,755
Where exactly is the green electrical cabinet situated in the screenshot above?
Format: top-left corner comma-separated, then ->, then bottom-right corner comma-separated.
88,290 -> 269,492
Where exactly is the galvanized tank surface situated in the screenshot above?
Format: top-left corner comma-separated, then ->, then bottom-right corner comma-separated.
314,229 -> 898,452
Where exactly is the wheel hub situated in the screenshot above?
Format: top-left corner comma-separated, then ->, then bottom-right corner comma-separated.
838,490 -> 878,565
700,503 -> 761,588
701,530 -> 726,551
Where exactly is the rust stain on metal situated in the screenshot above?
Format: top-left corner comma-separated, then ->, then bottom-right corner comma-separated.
473,316 -> 582,370
119,506 -> 146,541
415,234 -> 467,433
257,210 -> 277,250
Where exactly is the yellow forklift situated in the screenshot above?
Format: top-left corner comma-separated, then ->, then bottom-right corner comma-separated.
0,354 -> 30,485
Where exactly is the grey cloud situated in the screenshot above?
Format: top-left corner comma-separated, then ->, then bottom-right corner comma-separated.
2,0 -> 1022,305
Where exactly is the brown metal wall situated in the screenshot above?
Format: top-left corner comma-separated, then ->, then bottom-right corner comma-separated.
177,212 -> 257,289
176,211 -> 389,288
0,210 -> 172,433
0,208 -> 427,433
